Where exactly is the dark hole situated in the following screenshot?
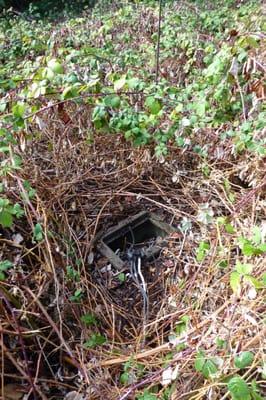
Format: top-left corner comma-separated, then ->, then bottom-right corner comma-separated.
104,219 -> 168,252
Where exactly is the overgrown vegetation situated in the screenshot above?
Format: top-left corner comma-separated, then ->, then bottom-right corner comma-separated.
1,0 -> 97,17
0,0 -> 265,399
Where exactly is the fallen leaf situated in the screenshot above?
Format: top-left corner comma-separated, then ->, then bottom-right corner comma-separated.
2,384 -> 25,400
64,391 -> 86,400
161,365 -> 179,386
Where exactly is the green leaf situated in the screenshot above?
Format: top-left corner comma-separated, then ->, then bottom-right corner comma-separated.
175,103 -> 183,113
145,96 -> 162,115
196,241 -> 210,262
66,266 -> 80,281
194,350 -> 219,379
235,262 -> 253,276
250,380 -> 264,400
227,376 -> 251,400
62,85 -> 79,100
127,77 -> 140,89
0,260 -> 13,280
104,95 -> 121,108
195,100 -> 208,117
0,146 -> 10,153
216,338 -> 227,349
70,288 -> 83,302
118,272 -> 126,282
225,223 -> 235,234
0,260 -> 13,272
120,371 -> 130,384
202,359 -> 219,379
0,272 -> 6,280
81,313 -> 98,326
0,210 -> 13,228
12,102 -> 26,118
251,226 -> 262,245
230,271 -> 241,293
45,67 -> 54,80
33,223 -> 44,242
114,75 -> 126,91
244,275 -> 264,289
12,203 -> 24,218
137,390 -> 157,400
47,59 -> 64,74
245,36 -> 259,49
234,352 -> 254,369
258,243 -> 266,253
242,242 -> 262,256
0,102 -> 7,112
175,315 -> 189,336
84,334 -> 106,348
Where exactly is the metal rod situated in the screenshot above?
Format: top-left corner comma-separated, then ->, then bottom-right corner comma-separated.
155,0 -> 163,83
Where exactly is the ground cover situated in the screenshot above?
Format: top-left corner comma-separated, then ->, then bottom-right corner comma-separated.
0,1 -> 265,399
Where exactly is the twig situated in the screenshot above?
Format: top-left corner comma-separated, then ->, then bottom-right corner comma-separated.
100,301 -> 229,367
118,348 -> 193,400
24,286 -> 86,378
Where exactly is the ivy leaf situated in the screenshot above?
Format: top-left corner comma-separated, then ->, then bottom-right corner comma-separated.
234,352 -> 254,369
227,376 -> 251,400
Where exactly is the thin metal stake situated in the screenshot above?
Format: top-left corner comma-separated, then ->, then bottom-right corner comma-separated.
155,0 -> 163,84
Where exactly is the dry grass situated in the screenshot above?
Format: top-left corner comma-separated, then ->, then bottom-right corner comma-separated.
1,102 -> 265,399
0,1 -> 265,399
